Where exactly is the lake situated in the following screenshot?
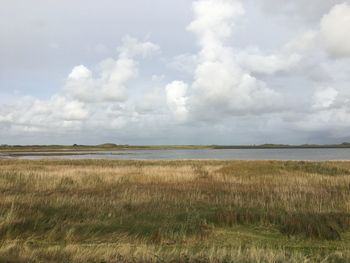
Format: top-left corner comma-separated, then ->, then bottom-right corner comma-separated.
2,148 -> 350,160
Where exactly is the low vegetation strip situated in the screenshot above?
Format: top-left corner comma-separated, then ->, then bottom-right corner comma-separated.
0,160 -> 349,262
2,143 -> 350,153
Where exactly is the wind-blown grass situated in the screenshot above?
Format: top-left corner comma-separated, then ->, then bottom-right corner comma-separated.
0,159 -> 349,262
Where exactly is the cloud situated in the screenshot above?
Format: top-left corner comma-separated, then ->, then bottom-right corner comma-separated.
285,31 -> 318,52
0,37 -> 160,136
117,36 -> 160,58
165,0 -> 281,122
312,87 -> 338,110
236,48 -> 301,75
163,0 -> 350,138
64,37 -> 159,103
166,81 -> 189,122
2,0 -> 350,144
136,87 -> 166,115
187,0 -> 245,42
278,3 -> 350,59
320,3 -> 350,58
259,0 -> 345,22
282,3 -> 350,58
288,107 -> 350,139
65,57 -> 135,103
0,95 -> 89,134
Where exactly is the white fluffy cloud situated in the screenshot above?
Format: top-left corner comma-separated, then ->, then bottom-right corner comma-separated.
284,3 -> 350,58
0,95 -> 88,134
187,0 -> 245,42
0,37 -> 159,135
165,0 -> 281,122
65,58 -> 134,103
320,3 -> 350,58
65,37 -> 159,103
166,81 -> 189,122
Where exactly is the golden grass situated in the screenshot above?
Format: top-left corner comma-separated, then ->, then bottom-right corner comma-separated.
0,159 -> 350,262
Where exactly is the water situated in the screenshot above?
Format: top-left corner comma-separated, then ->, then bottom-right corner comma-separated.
2,148 -> 350,160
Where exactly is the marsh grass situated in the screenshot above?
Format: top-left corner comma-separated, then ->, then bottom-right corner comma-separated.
0,160 -> 350,262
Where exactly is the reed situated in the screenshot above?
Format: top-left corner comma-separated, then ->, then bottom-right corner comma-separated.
0,159 -> 349,262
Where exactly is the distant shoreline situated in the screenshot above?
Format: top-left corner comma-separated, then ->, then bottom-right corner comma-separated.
2,143 -> 350,152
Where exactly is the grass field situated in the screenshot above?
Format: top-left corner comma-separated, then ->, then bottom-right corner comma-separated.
0,159 -> 349,262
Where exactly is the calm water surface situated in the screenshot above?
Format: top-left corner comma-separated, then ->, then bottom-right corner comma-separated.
3,148 -> 350,160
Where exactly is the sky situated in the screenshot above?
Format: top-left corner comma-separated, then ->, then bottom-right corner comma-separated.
1,0 -> 350,145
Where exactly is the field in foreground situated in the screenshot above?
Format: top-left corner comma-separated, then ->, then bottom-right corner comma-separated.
0,159 -> 349,262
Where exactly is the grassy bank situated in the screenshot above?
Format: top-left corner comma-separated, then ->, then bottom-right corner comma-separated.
2,143 -> 350,153
0,160 -> 349,262
0,144 -> 211,152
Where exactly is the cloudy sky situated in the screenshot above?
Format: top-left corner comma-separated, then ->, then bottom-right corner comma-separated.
1,0 -> 350,145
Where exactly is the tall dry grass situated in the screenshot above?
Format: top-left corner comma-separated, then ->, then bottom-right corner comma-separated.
0,159 -> 350,262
